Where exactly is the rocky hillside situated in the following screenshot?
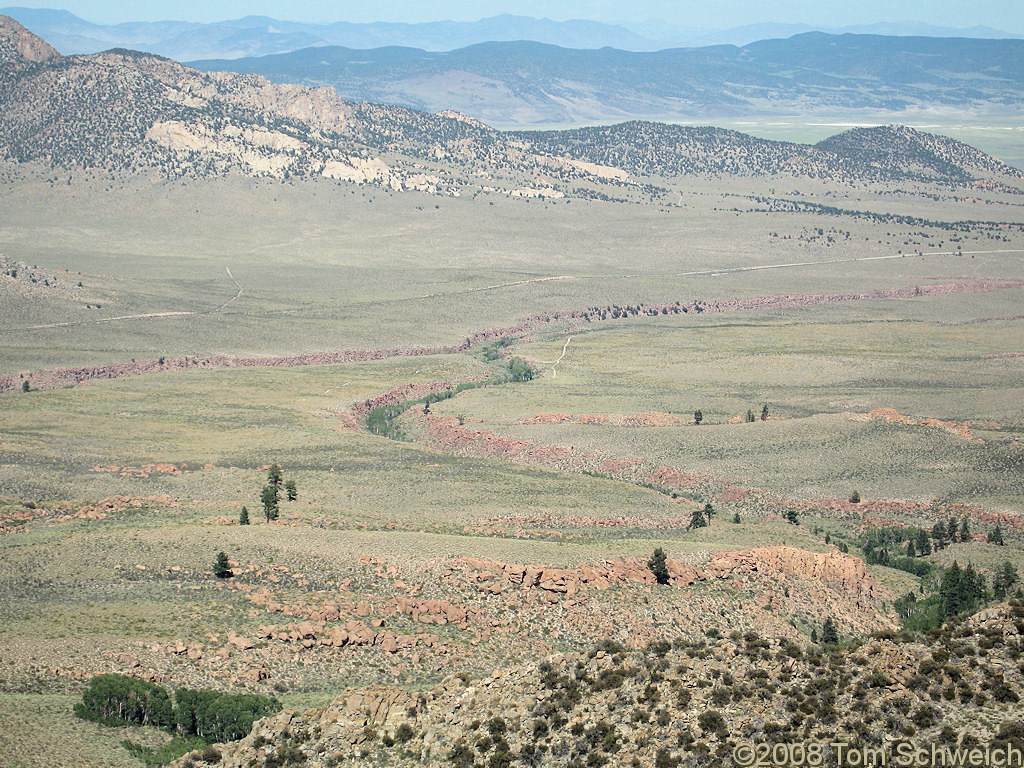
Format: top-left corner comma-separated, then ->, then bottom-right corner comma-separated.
0,15 -> 578,195
175,600 -> 1024,768
518,121 -> 1024,185
1,16 -> 1021,195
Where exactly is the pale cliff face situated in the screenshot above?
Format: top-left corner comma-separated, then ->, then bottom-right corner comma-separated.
0,15 -> 60,65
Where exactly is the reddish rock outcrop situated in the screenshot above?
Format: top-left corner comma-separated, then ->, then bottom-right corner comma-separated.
859,407 -> 981,441
707,546 -> 880,596
447,556 -> 705,595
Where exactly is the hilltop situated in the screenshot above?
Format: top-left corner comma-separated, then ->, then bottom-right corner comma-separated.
189,33 -> 1024,126
3,7 -> 1021,61
0,16 -> 1020,198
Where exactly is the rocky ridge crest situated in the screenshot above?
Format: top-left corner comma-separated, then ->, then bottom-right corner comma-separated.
169,601 -> 1024,768
0,18 -> 1020,194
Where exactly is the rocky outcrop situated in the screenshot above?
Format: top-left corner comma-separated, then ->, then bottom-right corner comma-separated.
858,407 -> 982,441
169,600 -> 1024,768
448,547 -> 877,598
707,546 -> 881,597
0,16 -> 59,65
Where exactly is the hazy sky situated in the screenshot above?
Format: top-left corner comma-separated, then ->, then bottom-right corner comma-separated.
7,0 -> 1024,29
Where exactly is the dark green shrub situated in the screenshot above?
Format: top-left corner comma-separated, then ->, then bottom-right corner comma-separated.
697,710 -> 726,733
911,706 -> 937,728
486,717 -> 507,737
121,736 -> 208,768
199,745 -> 221,762
507,357 -> 534,382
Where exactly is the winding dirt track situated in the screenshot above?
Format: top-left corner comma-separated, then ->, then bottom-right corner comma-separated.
2,279 -> 1022,394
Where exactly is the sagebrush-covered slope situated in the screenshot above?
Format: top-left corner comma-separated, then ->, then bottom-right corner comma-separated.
1,16 -> 1021,195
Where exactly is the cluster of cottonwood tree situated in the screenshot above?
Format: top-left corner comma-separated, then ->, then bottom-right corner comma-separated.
75,673 -> 281,743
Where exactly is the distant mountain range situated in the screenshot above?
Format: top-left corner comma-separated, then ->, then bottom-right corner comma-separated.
1,14 -> 1020,200
1,6 -> 1021,60
187,33 -> 1024,126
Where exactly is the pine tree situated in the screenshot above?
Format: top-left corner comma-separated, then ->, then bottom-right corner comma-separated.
761,404 -> 769,421
703,503 -> 715,525
915,528 -> 932,556
939,561 -> 971,618
785,509 -> 799,525
239,506 -> 249,525
821,617 -> 839,644
963,563 -> 985,603
267,464 -> 283,490
946,518 -> 958,542
906,538 -> 916,558
989,523 -> 1005,546
931,522 -> 948,550
21,380 -> 30,393
285,479 -> 297,502
261,485 -> 279,522
693,409 -> 703,425
958,517 -> 970,542
213,551 -> 232,579
746,409 -> 756,422
648,548 -> 670,585
849,490 -> 861,504
993,561 -> 1018,600
731,512 -> 741,524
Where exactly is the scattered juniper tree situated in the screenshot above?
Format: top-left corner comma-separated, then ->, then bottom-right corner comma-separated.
21,380 -> 30,393
238,506 -> 249,526
213,551 -> 232,579
746,409 -> 756,423
285,479 -> 297,502
693,409 -> 703,425
761,403 -> 769,421
849,490 -> 861,504
785,509 -> 799,525
688,506 -> 707,530
703,503 -> 715,525
732,512 -> 741,524
648,548 -> 670,585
